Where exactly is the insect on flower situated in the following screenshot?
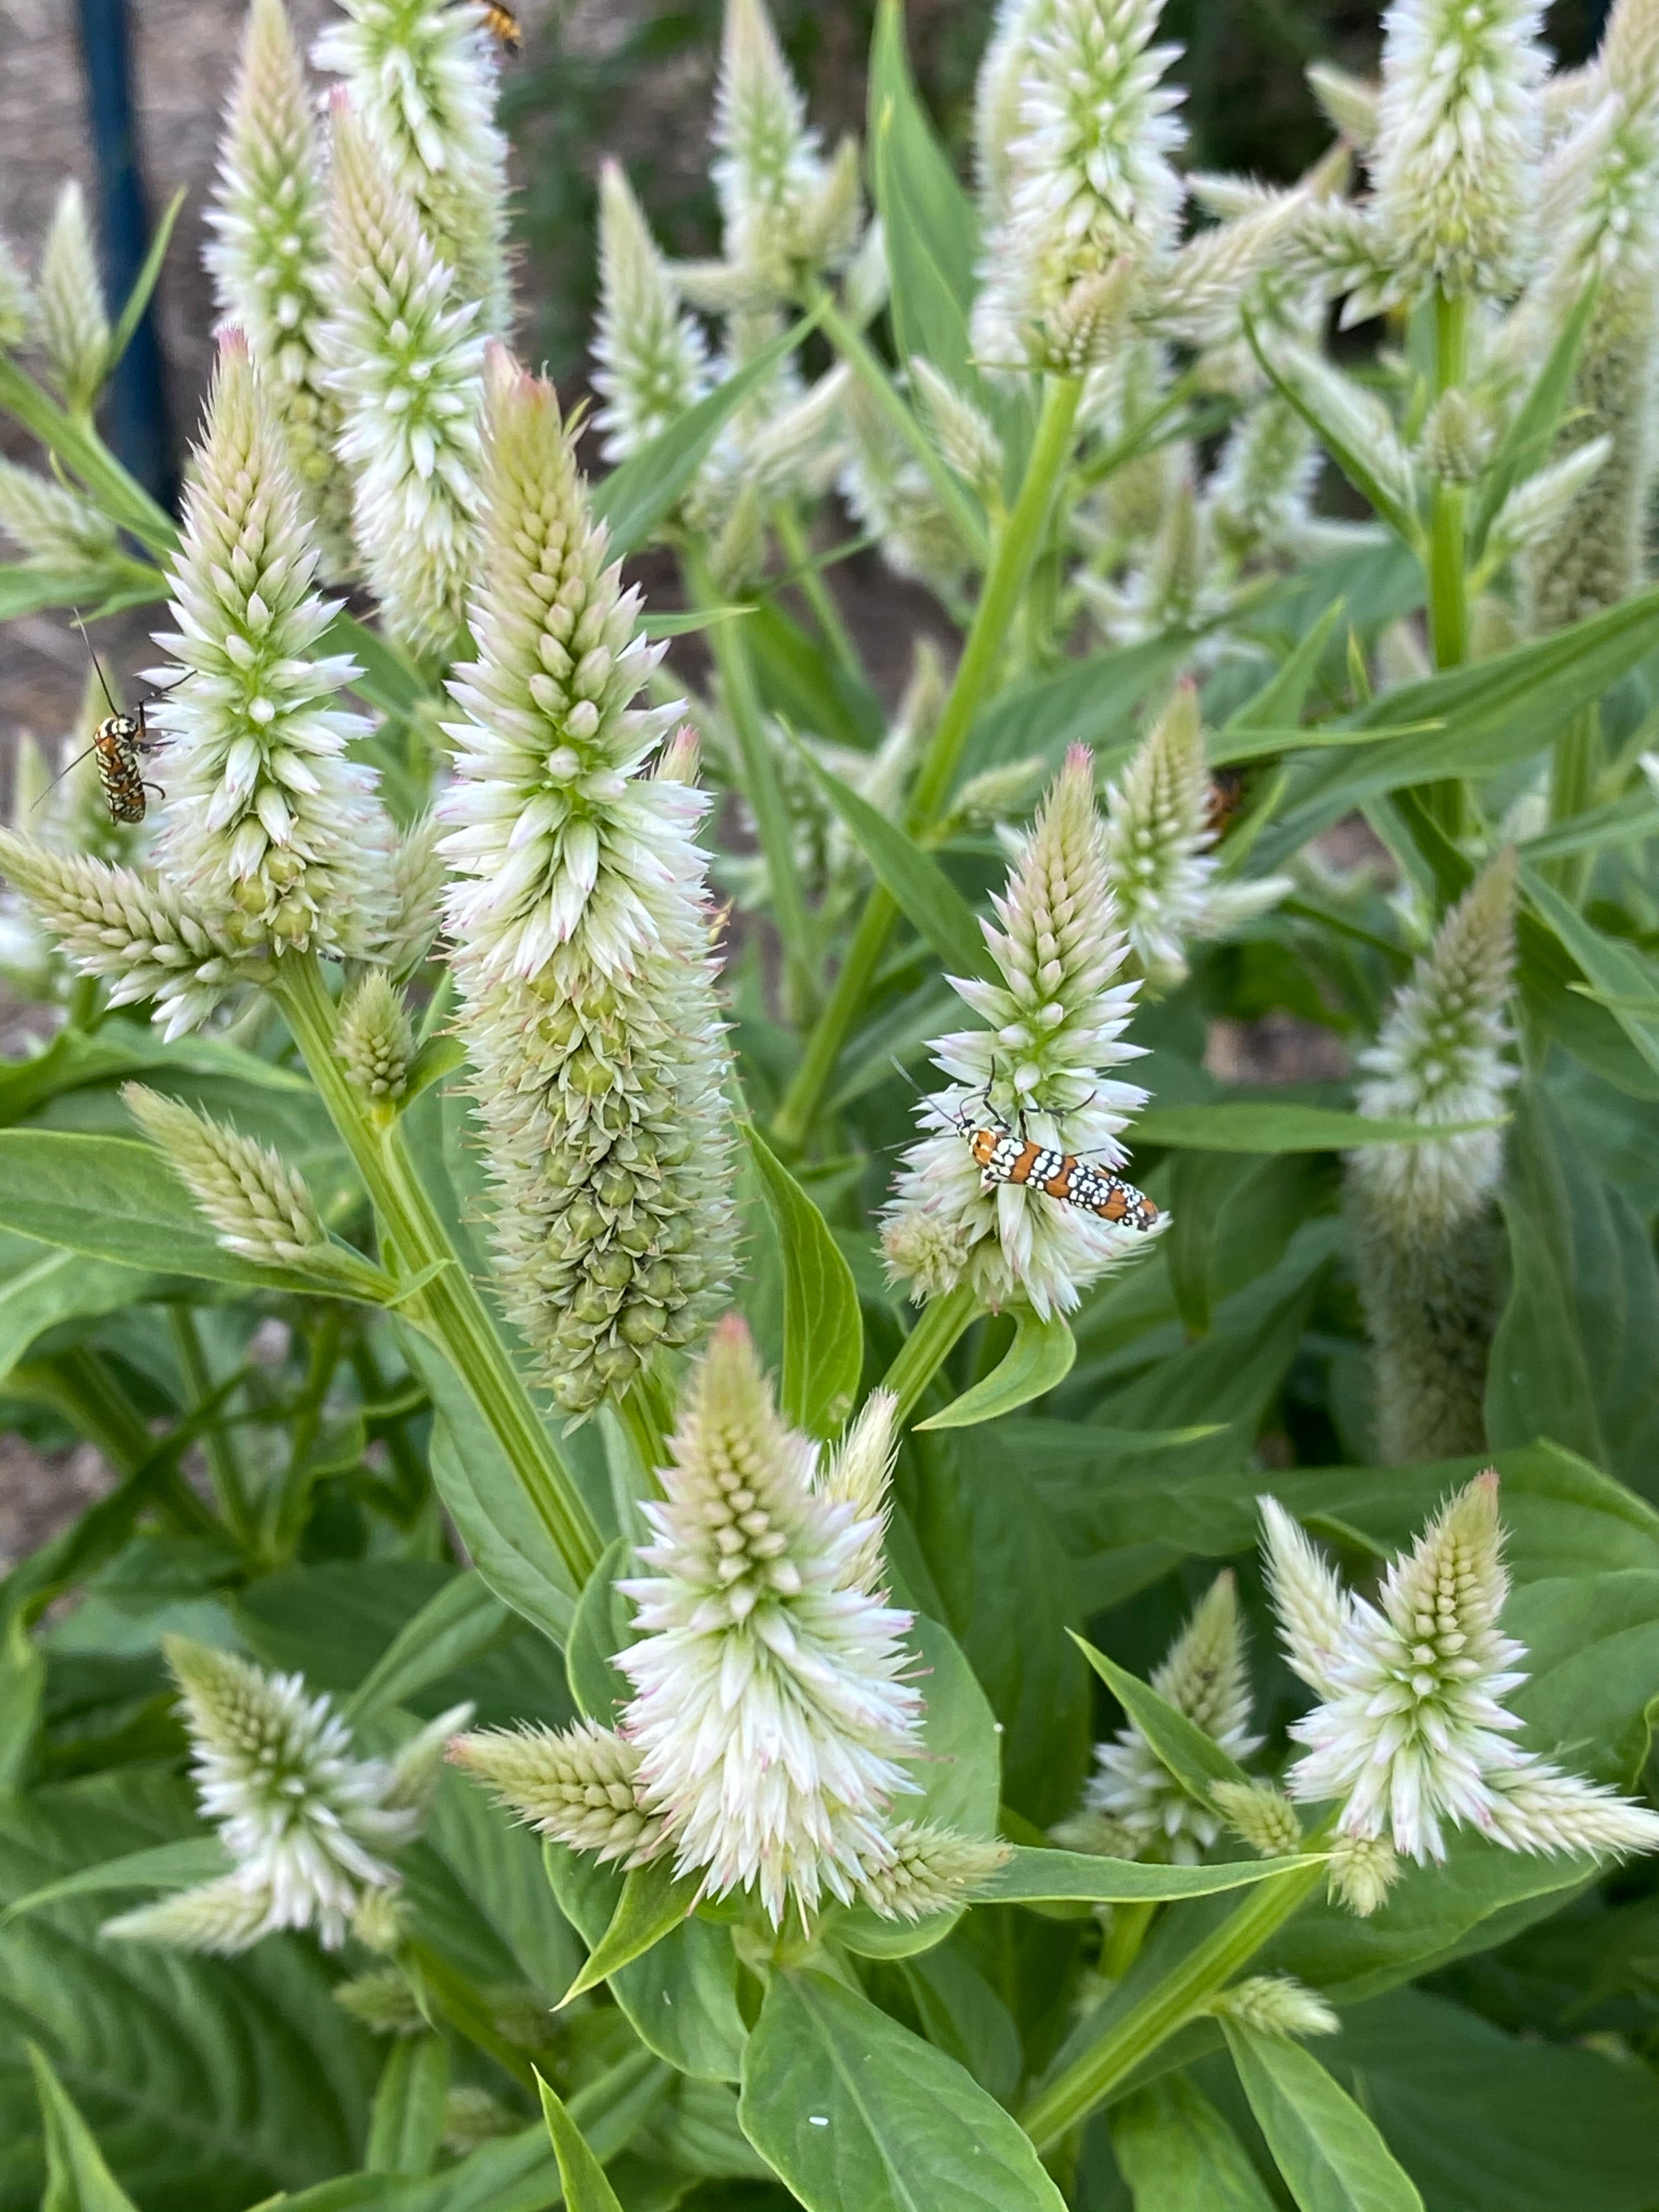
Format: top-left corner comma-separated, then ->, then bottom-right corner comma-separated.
471,0 -> 521,53
951,1099 -> 1160,1232
36,623 -> 168,827
1205,764 -> 1250,838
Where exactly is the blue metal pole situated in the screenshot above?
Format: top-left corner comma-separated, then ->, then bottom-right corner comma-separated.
75,0 -> 176,509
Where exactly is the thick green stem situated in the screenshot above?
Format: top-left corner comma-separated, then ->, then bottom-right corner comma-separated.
812,289 -> 991,566
771,377 -> 1084,1152
1019,1857 -> 1326,2151
168,1306 -> 253,1548
273,954 -> 603,1590
1423,290 -> 1470,838
685,543 -> 819,1020
880,1281 -> 980,1424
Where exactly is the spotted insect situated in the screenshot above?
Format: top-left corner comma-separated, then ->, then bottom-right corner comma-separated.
955,1110 -> 1160,1232
35,626 -> 167,828
473,0 -> 521,52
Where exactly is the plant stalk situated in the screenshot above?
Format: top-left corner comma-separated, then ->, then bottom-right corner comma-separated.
771,376 -> 1084,1152
880,1281 -> 980,1424
1019,1855 -> 1327,2151
273,953 -> 603,1590
775,504 -> 863,679
1423,289 -> 1470,838
167,1306 -> 253,1549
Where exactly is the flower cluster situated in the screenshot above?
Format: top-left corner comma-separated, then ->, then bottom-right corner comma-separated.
105,1637 -> 467,1952
883,746 -> 1161,1318
453,1319 -> 1008,1927
439,348 -> 737,1416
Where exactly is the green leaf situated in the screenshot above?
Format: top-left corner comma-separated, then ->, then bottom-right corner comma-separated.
0,1238 -> 163,1388
322,610 -> 431,721
0,1837 -> 228,1928
0,355 -> 176,557
1113,2077 -> 1277,2212
868,0 -> 979,392
0,561 -> 166,622
345,1572 -> 514,1723
592,311 -> 820,556
1222,2020 -> 1425,2212
1070,1632 -> 1252,1802
366,2038 -> 448,2177
561,1855 -> 701,2004
798,749 -> 994,979
104,188 -> 186,381
545,1846 -> 749,2082
397,1326 -> 578,1647
537,2076 -> 626,2212
0,1605 -> 42,1791
1220,601 -> 1346,741
981,1847 -> 1322,1906
1521,865 -> 1659,1084
964,633 -> 1192,780
565,1536 -> 635,1726
28,2044 -> 140,2212
1468,280 -> 1599,560
916,1308 -> 1075,1429
0,1131 -> 386,1299
742,1124 -> 864,1438
1134,1101 -> 1498,1151
739,1970 -> 1068,2212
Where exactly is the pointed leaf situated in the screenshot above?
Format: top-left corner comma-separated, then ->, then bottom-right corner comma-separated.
743,1123 -> 864,1438
593,311 -> 821,556
1113,2077 -> 1278,2212
366,2036 -> 449,2176
1134,1102 -> 1496,1151
738,1970 -> 1068,2212
538,2076 -> 627,2212
565,1536 -> 635,1726
29,2044 -> 140,2212
1521,864 -> 1659,1083
0,1836 -> 229,1927
1223,2020 -> 1425,2212
868,0 -> 979,390
345,1572 -> 514,1723
1469,279 -> 1600,558
1221,601 -> 1346,739
798,749 -> 994,980
561,1855 -> 701,2004
981,1846 -> 1319,1905
104,188 -> 187,379
1070,1632 -> 1253,1801
916,1308 -> 1075,1429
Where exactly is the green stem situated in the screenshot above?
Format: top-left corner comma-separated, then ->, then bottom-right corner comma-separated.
168,1306 -> 253,1548
684,543 -> 819,1020
880,1282 -> 980,1424
1019,1857 -> 1326,2151
266,1306 -> 345,1557
771,377 -> 1084,1153
1423,289 -> 1470,839
811,288 -> 991,566
775,505 -> 862,679
273,954 -> 603,1590
1545,701 -> 1601,902
350,1336 -> 427,1517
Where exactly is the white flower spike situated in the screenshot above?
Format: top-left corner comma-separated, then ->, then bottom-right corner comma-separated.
1262,1477 -> 1659,1865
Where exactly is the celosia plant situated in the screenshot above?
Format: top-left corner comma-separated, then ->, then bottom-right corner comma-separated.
1,0 -> 1659,2203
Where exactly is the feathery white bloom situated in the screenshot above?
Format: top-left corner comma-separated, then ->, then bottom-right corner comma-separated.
1368,0 -> 1548,303
1211,1778 -> 1304,1858
838,375 -> 972,596
591,159 -> 712,466
152,328 -> 393,961
312,0 -> 510,331
854,1821 -> 1012,1921
0,230 -> 32,352
104,1637 -> 469,1951
1267,341 -> 1418,522
911,358 -> 1005,500
617,1316 -> 926,1927
1263,1476 -> 1659,1864
449,1717 -> 667,1867
0,827 -> 245,1039
1210,1975 -> 1340,2039
37,181 -> 109,413
321,93 -> 484,657
1349,851 -> 1516,1232
1306,59 -> 1380,146
1101,684 -> 1291,988
711,0 -> 854,298
125,1082 -> 335,1271
1205,395 -> 1321,568
974,0 -> 1049,234
883,746 -> 1160,1319
1078,475 -> 1233,657
376,812 -> 446,978
439,351 -> 736,1415
1521,0 -> 1659,628
819,1390 -> 899,1587
335,1966 -> 426,2035
0,456 -> 118,568
207,0 -> 352,571
1082,1573 -> 1261,1861
1489,436 -> 1612,558
973,0 -> 1186,372
1326,1829 -> 1401,1916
